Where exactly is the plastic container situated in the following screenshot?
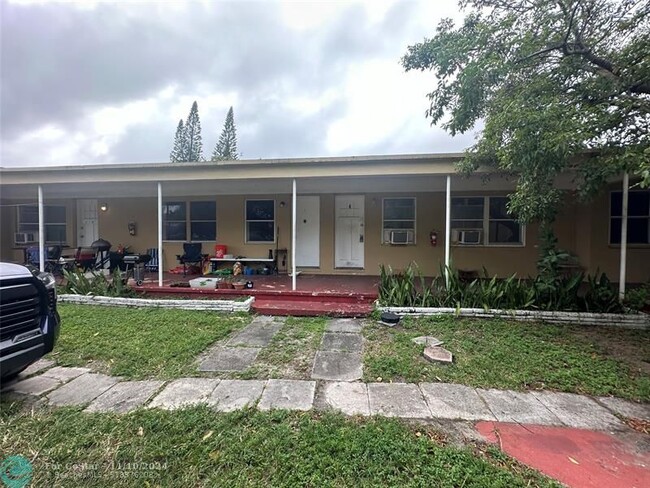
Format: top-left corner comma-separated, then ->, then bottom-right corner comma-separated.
189,277 -> 219,289
214,245 -> 227,258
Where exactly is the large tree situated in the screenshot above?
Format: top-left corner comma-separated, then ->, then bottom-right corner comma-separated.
402,0 -> 649,225
212,106 -> 239,161
184,100 -> 203,162
170,119 -> 186,162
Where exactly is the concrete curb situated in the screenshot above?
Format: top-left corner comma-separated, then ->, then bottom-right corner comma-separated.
59,294 -> 254,312
378,307 -> 650,330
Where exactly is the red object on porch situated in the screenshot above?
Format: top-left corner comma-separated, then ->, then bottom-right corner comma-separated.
214,245 -> 227,258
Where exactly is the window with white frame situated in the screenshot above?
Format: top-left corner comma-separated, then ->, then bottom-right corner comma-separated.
17,205 -> 67,243
190,201 -> 216,241
610,190 -> 650,244
163,201 -> 217,241
382,197 -> 416,244
246,200 -> 275,243
450,196 -> 523,245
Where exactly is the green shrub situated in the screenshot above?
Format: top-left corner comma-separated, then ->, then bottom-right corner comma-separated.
61,268 -> 136,297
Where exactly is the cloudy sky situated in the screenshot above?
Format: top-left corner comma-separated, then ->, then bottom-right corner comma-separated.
1,0 -> 477,167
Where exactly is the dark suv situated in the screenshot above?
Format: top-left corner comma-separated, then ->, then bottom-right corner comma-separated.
0,262 -> 60,381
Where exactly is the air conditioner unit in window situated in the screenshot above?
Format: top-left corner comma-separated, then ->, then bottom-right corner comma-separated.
451,229 -> 482,245
389,230 -> 414,245
14,232 -> 38,244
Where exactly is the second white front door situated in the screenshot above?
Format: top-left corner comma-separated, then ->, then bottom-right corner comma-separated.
335,195 -> 364,268
295,196 -> 320,267
76,199 -> 98,247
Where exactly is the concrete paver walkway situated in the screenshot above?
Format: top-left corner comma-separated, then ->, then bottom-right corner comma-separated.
4,364 -> 647,430
311,318 -> 364,381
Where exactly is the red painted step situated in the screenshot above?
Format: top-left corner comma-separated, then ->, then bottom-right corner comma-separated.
252,298 -> 373,317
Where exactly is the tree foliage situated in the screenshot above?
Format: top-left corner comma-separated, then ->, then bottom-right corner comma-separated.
212,106 -> 239,161
169,119 -> 186,162
402,0 -> 649,224
170,101 -> 203,162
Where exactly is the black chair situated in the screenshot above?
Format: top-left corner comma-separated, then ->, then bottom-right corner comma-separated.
26,246 -> 63,274
176,243 -> 205,276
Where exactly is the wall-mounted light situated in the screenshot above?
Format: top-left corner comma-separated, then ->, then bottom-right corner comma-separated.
99,203 -> 108,212
279,201 -> 286,208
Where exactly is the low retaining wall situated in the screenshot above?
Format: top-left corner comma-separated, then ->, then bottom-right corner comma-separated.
59,294 -> 254,313
378,306 -> 650,330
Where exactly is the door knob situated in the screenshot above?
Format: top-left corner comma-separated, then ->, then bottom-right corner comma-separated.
359,235 -> 364,243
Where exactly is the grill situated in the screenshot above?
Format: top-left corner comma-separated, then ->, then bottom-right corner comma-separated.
0,280 -> 42,340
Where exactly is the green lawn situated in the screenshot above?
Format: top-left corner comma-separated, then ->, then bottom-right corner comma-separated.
363,316 -> 650,401
0,402 -> 559,488
51,304 -> 250,379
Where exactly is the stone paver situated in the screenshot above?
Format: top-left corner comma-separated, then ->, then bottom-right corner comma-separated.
20,358 -> 55,377
325,318 -> 363,334
312,351 -> 363,381
208,379 -> 266,412
477,389 -> 563,425
228,322 -> 282,348
368,383 -> 432,418
149,378 -> 220,410
597,397 -> 650,421
85,380 -> 164,413
258,379 -> 315,411
320,332 -> 363,353
322,382 -> 370,416
412,336 -> 443,347
4,375 -> 61,396
420,383 -> 496,421
41,366 -> 91,382
47,373 -> 119,406
198,347 -> 260,372
423,346 -> 453,364
531,391 -> 624,430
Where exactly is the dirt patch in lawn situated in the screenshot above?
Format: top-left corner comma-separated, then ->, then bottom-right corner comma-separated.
569,326 -> 650,376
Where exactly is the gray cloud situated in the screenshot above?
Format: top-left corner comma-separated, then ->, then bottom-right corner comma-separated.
0,1 -> 469,166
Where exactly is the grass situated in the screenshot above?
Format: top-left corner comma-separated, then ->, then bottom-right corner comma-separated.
0,402 -> 560,487
236,317 -> 327,380
50,304 -> 250,379
363,316 -> 650,401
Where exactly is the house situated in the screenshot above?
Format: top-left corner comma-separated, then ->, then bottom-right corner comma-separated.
1,153 -> 648,291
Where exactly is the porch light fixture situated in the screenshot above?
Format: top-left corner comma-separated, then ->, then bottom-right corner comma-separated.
280,201 -> 286,208
100,203 -> 108,212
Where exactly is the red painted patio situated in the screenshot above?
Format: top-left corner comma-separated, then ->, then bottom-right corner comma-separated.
134,273 -> 378,317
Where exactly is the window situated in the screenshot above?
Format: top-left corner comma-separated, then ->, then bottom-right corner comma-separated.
382,198 -> 416,244
163,202 -> 187,241
450,196 -> 523,245
610,190 -> 650,244
190,201 -> 216,241
17,205 -> 67,243
164,201 -> 217,241
246,200 -> 275,243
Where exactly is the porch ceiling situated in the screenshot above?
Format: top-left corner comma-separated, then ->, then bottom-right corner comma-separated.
0,172 -> 579,201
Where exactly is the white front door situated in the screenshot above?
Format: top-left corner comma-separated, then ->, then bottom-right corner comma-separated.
77,199 -> 98,247
335,195 -> 364,268
295,196 -> 320,267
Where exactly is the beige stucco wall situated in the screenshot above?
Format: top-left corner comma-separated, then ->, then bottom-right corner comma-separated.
1,190 -> 648,283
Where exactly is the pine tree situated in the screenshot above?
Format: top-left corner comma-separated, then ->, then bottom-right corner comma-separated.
170,119 -> 186,162
211,106 -> 238,161
184,101 -> 203,162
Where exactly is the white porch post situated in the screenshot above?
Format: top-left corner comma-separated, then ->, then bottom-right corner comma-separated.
158,182 -> 163,288
444,174 -> 451,286
291,178 -> 297,291
38,185 -> 45,273
619,172 -> 629,300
